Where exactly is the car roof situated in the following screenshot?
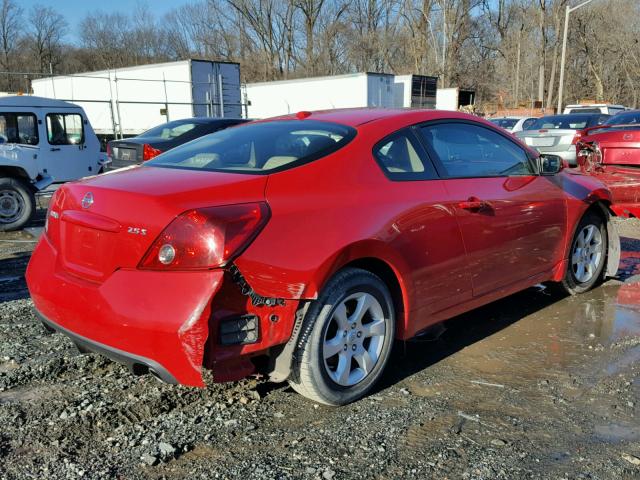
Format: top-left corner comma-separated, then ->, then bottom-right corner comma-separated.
189,117 -> 248,124
540,112 -> 601,119
267,108 -> 480,127
0,95 -> 80,109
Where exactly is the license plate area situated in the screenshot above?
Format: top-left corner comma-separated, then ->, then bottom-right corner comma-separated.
61,223 -> 116,282
114,147 -> 137,162
530,137 -> 555,147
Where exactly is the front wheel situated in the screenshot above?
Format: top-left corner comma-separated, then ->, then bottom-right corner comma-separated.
0,177 -> 35,232
288,268 -> 396,406
558,210 -> 607,295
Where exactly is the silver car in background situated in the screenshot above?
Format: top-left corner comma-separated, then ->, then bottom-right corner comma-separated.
515,113 -> 609,166
489,116 -> 538,133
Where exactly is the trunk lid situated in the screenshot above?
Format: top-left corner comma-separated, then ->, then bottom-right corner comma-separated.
517,129 -> 578,151
48,166 -> 267,283
584,129 -> 640,166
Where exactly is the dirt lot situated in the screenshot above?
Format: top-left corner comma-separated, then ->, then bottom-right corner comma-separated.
1,212 -> 639,479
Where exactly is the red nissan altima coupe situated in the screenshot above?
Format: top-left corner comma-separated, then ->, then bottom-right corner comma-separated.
27,109 -> 620,405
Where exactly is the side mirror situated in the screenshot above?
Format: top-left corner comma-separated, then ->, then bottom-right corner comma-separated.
540,154 -> 564,175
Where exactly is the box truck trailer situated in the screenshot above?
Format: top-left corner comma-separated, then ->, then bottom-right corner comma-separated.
31,60 -> 243,139
246,72 -> 397,119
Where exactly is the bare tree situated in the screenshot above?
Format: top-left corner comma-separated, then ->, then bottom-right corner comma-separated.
0,0 -> 22,90
0,0 -> 637,112
26,5 -> 67,73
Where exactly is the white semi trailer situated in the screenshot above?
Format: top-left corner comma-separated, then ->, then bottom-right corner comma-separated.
246,72 -> 398,119
31,60 -> 243,139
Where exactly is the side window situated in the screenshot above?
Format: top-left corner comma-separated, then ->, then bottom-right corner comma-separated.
46,113 -> 84,145
522,118 -> 537,131
373,130 -> 433,180
0,113 -> 39,145
419,123 -> 534,178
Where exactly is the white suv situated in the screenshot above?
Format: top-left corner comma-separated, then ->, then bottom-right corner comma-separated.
563,104 -> 626,115
0,96 -> 107,231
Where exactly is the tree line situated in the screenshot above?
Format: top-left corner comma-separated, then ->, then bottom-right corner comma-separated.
1,0 -> 639,110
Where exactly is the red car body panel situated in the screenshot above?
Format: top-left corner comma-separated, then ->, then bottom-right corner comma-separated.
26,109 -> 616,387
28,235 -> 222,386
577,128 -> 640,218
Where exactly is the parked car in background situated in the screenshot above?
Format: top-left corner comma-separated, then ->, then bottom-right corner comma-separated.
0,96 -> 106,231
28,108 -> 620,406
488,116 -> 538,133
516,113 -> 610,166
107,117 -> 250,169
604,109 -> 640,126
576,124 -> 640,218
563,104 -> 626,115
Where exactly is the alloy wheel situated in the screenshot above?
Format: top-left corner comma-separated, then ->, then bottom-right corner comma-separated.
322,292 -> 387,387
571,224 -> 603,283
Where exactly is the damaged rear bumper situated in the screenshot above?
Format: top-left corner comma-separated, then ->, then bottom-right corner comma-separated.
26,236 -> 224,387
36,310 -> 179,384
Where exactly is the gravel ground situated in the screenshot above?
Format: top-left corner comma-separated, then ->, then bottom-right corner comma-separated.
0,215 -> 639,479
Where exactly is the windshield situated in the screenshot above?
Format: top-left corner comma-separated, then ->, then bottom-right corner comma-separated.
139,119 -> 199,140
529,114 -> 606,130
605,111 -> 640,125
145,120 -> 356,174
489,118 -> 518,129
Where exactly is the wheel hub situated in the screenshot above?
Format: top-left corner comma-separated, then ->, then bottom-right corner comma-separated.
322,292 -> 387,387
571,224 -> 603,284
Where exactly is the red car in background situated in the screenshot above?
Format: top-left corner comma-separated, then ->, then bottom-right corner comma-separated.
27,109 -> 620,405
577,124 -> 640,218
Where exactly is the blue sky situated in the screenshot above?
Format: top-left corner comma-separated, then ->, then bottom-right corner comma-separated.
20,0 -> 181,42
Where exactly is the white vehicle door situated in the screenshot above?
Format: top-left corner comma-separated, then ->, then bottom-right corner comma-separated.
42,111 -> 95,182
0,111 -> 41,179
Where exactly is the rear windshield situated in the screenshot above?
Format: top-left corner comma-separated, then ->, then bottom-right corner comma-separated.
145,120 -> 356,174
139,119 -> 199,140
529,114 -> 607,130
605,111 -> 640,125
568,108 -> 601,114
489,118 -> 518,129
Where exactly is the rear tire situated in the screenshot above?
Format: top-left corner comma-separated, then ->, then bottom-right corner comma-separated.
557,210 -> 607,295
0,177 -> 35,232
288,268 -> 395,406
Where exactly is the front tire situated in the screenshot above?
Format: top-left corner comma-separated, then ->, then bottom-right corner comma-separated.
288,268 -> 395,406
0,177 -> 35,232
558,210 -> 607,294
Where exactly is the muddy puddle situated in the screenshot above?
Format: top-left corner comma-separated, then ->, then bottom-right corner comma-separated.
443,280 -> 640,382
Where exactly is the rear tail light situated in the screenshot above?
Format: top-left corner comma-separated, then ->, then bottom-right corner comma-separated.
143,144 -> 162,161
576,141 -> 602,171
106,142 -> 112,159
571,130 -> 583,145
139,203 -> 270,270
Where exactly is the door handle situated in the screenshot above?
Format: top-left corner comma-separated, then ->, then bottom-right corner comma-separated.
50,147 -> 60,152
458,196 -> 489,212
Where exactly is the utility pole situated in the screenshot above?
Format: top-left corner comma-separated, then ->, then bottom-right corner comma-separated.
557,0 -> 594,113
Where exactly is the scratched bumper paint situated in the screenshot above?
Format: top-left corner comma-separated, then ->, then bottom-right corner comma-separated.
26,235 -> 223,387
